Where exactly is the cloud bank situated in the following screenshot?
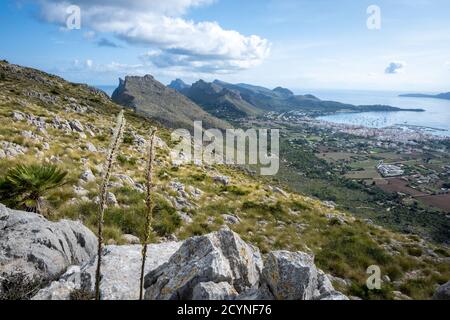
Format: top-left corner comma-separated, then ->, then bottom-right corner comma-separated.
37,0 -> 270,74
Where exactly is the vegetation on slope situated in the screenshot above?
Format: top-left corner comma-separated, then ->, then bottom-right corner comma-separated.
0,60 -> 448,300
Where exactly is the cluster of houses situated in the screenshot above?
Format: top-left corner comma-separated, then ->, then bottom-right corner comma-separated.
376,161 -> 405,177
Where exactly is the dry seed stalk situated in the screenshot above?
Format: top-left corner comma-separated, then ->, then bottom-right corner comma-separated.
95,110 -> 126,300
139,127 -> 157,300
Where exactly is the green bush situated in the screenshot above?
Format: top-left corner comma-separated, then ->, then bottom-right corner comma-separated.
0,164 -> 67,214
152,197 -> 181,236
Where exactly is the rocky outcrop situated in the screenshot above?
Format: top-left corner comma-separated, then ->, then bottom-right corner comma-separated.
433,281 -> 450,300
261,251 -> 318,300
143,228 -> 347,301
1,207 -> 347,300
144,228 -> 263,300
192,282 -> 238,300
0,204 -> 97,289
33,243 -> 181,300
0,141 -> 28,159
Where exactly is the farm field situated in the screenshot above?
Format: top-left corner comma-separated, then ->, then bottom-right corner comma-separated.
417,194 -> 450,212
377,178 -> 427,197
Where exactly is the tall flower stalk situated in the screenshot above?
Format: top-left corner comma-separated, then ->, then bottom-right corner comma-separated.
139,127 -> 157,300
95,110 -> 126,300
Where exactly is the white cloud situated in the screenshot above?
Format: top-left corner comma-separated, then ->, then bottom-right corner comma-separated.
37,0 -> 270,74
385,61 -> 405,74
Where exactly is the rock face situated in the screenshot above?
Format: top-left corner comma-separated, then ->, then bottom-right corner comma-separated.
0,141 -> 28,159
144,228 -> 348,300
143,228 -> 347,301
261,251 -> 318,300
33,242 -> 181,300
192,282 -> 238,300
0,204 -> 97,287
144,228 -> 263,300
433,281 -> 450,300
111,75 -> 229,130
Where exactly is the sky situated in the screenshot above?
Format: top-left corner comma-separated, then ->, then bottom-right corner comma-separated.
0,0 -> 449,92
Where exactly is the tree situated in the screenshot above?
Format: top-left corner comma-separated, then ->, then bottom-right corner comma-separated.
0,164 -> 67,215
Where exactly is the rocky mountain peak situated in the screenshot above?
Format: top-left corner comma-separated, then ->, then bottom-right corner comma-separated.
168,79 -> 190,92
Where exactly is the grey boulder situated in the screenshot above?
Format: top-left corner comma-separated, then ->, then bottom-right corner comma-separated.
33,242 -> 181,300
261,251 -> 318,300
0,204 -> 97,286
192,282 -> 238,300
433,281 -> 450,300
144,228 -> 263,300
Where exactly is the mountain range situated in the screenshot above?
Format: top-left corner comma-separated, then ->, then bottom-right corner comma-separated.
112,74 -> 425,131
167,79 -> 424,120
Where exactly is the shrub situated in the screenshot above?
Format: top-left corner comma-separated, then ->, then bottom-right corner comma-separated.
0,164 -> 67,214
290,200 -> 311,211
221,185 -> 249,196
0,272 -> 45,300
152,197 -> 181,236
70,288 -> 95,300
406,245 -> 423,257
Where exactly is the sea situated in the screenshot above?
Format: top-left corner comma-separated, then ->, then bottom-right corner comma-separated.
95,85 -> 117,97
95,84 -> 450,138
303,89 -> 450,137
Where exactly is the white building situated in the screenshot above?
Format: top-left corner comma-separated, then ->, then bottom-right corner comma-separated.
377,161 -> 404,177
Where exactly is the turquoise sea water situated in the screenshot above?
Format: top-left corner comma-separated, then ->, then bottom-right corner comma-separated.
304,89 -> 450,137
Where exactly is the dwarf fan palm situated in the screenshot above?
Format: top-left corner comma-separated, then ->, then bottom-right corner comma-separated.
0,164 -> 67,214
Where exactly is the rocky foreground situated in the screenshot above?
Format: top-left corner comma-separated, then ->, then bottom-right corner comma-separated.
1,204 -> 449,300
1,203 -> 348,300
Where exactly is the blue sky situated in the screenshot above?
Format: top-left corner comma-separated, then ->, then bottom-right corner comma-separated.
1,0 -> 449,92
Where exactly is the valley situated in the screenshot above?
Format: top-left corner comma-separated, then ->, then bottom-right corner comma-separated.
235,112 -> 450,244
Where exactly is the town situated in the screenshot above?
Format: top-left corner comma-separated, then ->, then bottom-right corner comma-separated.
237,111 -> 450,216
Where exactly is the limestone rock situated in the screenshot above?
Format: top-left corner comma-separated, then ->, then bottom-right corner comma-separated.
433,281 -> 450,300
0,141 -> 28,158
213,176 -> 230,186
0,204 -> 97,287
80,169 -> 95,182
69,120 -> 84,132
12,110 -> 26,121
32,266 -> 81,300
144,228 -> 263,300
192,282 -> 238,300
34,243 -> 181,300
121,234 -> 140,245
106,192 -> 118,206
235,284 -> 275,300
223,214 -> 240,225
261,251 -> 318,300
85,142 -> 97,153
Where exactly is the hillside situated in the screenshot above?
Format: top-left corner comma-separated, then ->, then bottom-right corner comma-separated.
400,92 -> 450,100
182,80 -> 262,119
0,60 -> 449,300
170,79 -> 424,118
112,75 -> 230,130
